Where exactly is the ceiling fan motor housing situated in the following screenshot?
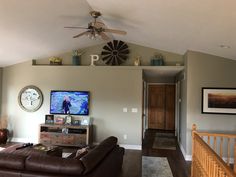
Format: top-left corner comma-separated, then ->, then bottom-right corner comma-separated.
90,11 -> 102,18
101,40 -> 129,65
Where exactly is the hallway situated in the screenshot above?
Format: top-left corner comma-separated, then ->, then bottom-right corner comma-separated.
142,129 -> 191,177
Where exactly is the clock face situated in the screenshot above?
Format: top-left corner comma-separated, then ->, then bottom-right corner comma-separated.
18,86 -> 43,112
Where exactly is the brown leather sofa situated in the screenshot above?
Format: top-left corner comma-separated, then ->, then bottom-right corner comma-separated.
0,136 -> 124,177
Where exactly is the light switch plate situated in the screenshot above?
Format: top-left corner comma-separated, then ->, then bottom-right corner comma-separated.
123,108 -> 128,112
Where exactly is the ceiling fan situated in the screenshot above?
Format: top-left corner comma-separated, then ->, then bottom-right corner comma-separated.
64,11 -> 127,40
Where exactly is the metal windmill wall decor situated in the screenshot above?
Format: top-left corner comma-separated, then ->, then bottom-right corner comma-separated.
101,40 -> 129,65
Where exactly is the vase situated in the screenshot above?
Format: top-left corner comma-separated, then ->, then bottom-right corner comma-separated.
72,56 -> 81,65
0,129 -> 8,144
150,58 -> 164,66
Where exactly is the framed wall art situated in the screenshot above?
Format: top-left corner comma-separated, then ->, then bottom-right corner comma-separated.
45,114 -> 54,124
202,87 -> 236,114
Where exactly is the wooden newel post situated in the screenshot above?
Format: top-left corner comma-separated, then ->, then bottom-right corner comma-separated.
191,124 -> 197,177
192,124 -> 197,136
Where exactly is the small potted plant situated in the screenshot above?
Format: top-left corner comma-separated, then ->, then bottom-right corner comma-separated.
0,117 -> 8,144
150,53 -> 164,66
72,50 -> 84,65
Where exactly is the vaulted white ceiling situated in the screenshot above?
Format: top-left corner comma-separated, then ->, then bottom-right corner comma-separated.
0,0 -> 235,67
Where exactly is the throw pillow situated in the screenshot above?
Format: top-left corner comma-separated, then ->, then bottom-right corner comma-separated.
74,147 -> 88,159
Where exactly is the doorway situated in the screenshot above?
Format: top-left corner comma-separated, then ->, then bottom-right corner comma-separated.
147,84 -> 175,130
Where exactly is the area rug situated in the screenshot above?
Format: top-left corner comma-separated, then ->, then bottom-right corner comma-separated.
142,156 -> 173,177
152,133 -> 176,150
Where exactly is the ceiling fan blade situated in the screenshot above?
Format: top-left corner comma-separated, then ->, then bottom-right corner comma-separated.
73,31 -> 90,38
103,29 -> 127,35
64,26 -> 88,29
100,32 -> 110,40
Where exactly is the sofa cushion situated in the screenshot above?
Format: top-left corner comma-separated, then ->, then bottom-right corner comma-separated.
80,136 -> 118,174
25,155 -> 84,175
0,153 -> 26,170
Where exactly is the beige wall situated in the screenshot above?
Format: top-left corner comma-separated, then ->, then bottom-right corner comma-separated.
1,42 -> 183,147
184,51 -> 236,156
1,61 -> 143,145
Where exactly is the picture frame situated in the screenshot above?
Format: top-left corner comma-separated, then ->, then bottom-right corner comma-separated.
65,115 -> 72,125
80,117 -> 90,125
45,114 -> 54,124
202,87 -> 236,114
72,119 -> 80,126
54,117 -> 64,125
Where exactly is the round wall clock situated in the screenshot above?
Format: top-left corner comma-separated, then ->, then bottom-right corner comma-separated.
18,85 -> 43,112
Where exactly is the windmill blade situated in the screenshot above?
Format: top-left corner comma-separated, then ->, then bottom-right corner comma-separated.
103,28 -> 127,35
100,32 -> 110,41
64,26 -> 88,29
73,31 -> 90,38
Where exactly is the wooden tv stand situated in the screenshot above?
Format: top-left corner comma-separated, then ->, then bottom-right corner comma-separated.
39,124 -> 92,147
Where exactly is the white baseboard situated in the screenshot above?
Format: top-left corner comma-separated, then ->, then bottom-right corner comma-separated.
119,144 -> 142,150
11,137 -> 38,144
93,142 -> 142,150
178,141 -> 192,161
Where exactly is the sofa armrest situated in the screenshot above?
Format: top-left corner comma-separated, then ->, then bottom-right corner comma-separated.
80,136 -> 118,174
0,153 -> 26,170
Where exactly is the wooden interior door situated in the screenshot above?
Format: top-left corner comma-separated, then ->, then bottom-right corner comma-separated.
148,84 -> 175,130
148,85 -> 165,129
165,85 -> 175,130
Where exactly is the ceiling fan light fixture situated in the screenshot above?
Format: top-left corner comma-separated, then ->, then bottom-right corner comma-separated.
65,11 -> 127,40
87,32 -> 99,40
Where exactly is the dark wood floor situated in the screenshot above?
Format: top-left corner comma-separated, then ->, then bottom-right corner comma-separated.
120,129 -> 191,177
142,129 -> 191,177
119,149 -> 142,177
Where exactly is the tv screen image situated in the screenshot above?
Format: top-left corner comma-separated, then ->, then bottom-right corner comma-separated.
50,91 -> 89,115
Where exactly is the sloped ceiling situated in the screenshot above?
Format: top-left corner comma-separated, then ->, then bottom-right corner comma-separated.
0,0 -> 235,67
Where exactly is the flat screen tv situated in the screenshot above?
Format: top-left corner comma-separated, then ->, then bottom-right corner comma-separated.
50,90 -> 89,115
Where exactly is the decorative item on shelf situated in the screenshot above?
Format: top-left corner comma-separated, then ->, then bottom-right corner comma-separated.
101,40 -> 129,65
0,116 -> 9,144
90,55 -> 100,66
65,115 -> 72,125
72,50 -> 84,65
54,117 -> 64,125
72,119 -> 81,126
80,117 -> 90,126
18,85 -> 43,112
175,63 -> 181,66
62,127 -> 68,134
150,53 -> 164,66
49,57 -> 62,65
45,114 -> 54,124
32,59 -> 37,65
134,56 -> 141,66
